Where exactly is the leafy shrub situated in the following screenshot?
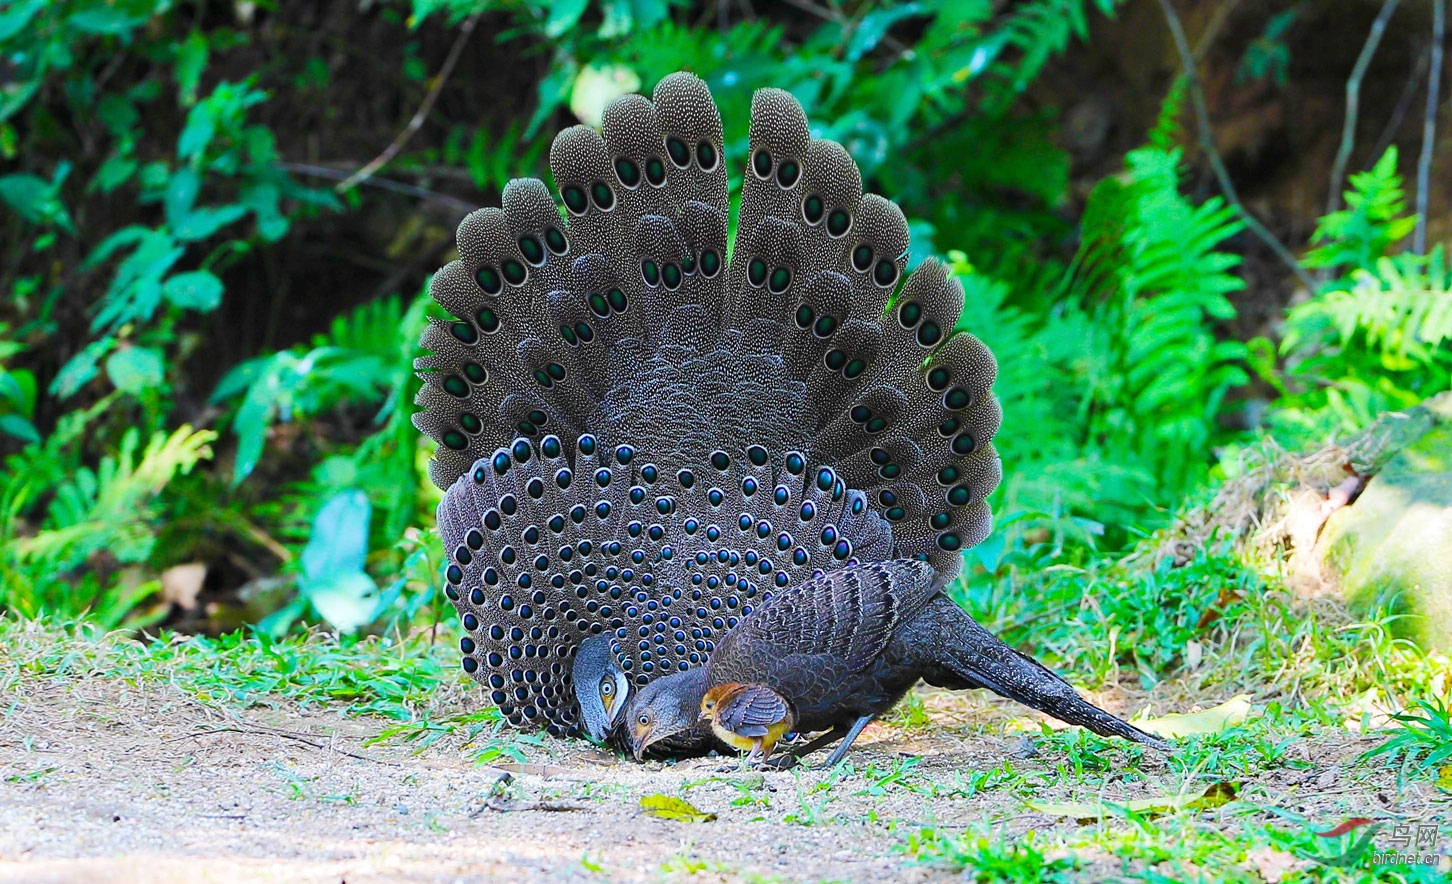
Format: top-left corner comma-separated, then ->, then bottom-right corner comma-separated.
1269,148 -> 1452,443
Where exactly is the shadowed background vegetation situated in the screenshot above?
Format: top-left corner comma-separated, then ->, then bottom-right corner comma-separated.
4,0 -> 1447,637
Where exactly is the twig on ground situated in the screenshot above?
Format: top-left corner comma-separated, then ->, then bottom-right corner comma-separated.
1155,0 -> 1317,292
335,12 -> 481,194
1328,0 -> 1403,217
171,726 -> 404,767
1414,0 -> 1445,253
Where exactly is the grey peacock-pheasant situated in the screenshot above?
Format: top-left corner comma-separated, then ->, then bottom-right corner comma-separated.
412,72 -> 1141,757
623,560 -> 1170,766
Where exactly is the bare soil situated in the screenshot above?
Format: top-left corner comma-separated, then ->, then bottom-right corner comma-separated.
0,667 -> 1417,884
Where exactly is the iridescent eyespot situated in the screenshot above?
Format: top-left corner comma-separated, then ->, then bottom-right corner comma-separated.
562,186 -> 588,214
667,137 -> 691,167
615,157 -> 641,187
590,181 -> 614,210
696,141 -> 718,170
776,160 -> 799,188
475,266 -> 502,294
518,235 -> 545,266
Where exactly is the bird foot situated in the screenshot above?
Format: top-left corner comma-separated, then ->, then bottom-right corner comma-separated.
763,755 -> 799,771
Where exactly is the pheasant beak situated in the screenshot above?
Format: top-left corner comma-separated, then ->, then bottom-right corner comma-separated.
629,723 -> 655,761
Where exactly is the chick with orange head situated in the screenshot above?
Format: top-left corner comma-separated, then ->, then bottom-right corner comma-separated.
699,682 -> 797,765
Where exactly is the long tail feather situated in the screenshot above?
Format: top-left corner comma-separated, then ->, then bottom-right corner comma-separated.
926,599 -> 1172,750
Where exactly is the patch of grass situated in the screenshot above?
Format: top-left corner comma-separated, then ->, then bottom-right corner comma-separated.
883,690 -> 933,730
901,828 -> 1078,882
0,615 -> 458,719
854,756 -> 927,797
1160,712 -> 1314,782
967,539 -> 1444,733
1360,698 -> 1452,782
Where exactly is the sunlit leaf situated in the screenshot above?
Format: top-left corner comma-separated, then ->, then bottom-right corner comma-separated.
1029,781 -> 1237,822
570,64 -> 640,128
639,794 -> 717,822
299,490 -> 378,633
1133,695 -> 1253,738
105,346 -> 165,395
847,3 -> 922,62
174,31 -> 209,107
162,270 -> 224,312
545,0 -> 588,37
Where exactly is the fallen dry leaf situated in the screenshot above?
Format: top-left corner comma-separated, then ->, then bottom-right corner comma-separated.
490,762 -> 584,779
639,793 -> 716,822
1134,695 -> 1253,737
161,563 -> 207,610
1246,846 -> 1304,883
1028,781 -> 1237,822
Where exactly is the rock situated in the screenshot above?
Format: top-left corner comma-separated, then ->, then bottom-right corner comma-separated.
1316,394 -> 1452,652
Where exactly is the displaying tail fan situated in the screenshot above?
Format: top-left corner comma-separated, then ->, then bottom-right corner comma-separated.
414,72 -> 1002,734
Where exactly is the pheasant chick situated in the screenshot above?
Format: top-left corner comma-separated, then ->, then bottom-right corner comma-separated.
700,683 -> 796,765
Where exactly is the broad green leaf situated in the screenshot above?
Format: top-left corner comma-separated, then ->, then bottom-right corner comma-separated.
178,102 -> 217,159
299,490 -> 377,633
0,0 -> 46,41
162,270 -> 224,311
1133,695 -> 1253,738
174,31 -> 209,106
92,154 -> 138,193
105,346 -> 165,395
545,0 -> 588,37
639,794 -> 716,822
66,7 -> 149,34
847,3 -> 922,62
302,490 -> 371,580
172,204 -> 247,242
164,167 -> 200,225
0,78 -> 41,125
0,167 -> 74,231
51,338 -> 116,398
0,413 -> 40,444
90,230 -> 184,332
0,371 -> 23,409
1029,781 -> 1237,821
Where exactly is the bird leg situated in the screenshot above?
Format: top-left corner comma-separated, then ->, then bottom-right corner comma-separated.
745,738 -> 765,766
817,715 -> 875,768
764,715 -> 877,770
765,726 -> 847,769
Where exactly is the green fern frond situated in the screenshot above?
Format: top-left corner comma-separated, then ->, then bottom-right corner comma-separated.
1305,147 -> 1418,278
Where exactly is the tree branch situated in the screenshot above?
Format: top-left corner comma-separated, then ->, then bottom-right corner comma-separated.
335,12 -> 481,194
1155,0 -> 1317,292
1327,0 -> 1403,216
1415,0 -> 1445,253
279,162 -> 477,217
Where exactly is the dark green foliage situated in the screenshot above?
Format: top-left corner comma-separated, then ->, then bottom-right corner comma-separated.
1270,149 -> 1452,443
958,544 -> 1261,687
0,0 -> 1444,636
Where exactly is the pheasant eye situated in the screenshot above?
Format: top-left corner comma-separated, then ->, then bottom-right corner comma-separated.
638,714 -> 650,726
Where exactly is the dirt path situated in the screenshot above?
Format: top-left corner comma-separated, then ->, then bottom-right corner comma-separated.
0,666 -> 1412,883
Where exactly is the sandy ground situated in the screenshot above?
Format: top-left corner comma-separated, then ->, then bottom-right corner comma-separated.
0,665 -> 1420,884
